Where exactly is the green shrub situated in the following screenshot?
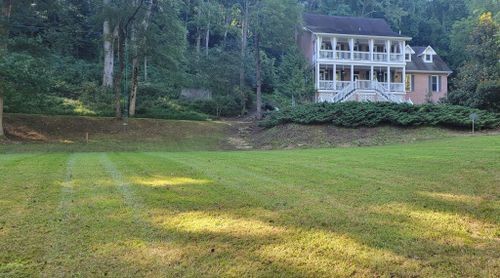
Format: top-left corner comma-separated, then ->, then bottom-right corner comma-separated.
183,95 -> 242,117
135,97 -> 210,121
262,102 -> 500,129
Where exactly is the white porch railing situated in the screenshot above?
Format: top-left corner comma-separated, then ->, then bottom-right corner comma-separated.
379,82 -> 405,92
336,81 -> 350,90
318,80 -> 409,104
353,51 -> 370,61
390,53 -> 404,62
336,50 -> 351,60
319,50 -> 334,59
373,53 -> 387,62
319,80 -> 335,90
320,81 -> 405,93
318,50 -> 405,63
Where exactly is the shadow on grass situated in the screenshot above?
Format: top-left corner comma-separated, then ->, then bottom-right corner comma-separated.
89,152 -> 500,277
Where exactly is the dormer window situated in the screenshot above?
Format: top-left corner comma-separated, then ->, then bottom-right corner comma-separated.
421,46 -> 436,63
405,45 -> 415,62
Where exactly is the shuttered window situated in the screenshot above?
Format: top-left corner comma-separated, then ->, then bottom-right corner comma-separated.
406,74 -> 415,92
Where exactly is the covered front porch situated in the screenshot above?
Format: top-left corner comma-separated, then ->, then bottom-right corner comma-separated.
318,64 -> 406,93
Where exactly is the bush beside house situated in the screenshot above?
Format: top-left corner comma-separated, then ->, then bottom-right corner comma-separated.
262,102 -> 500,129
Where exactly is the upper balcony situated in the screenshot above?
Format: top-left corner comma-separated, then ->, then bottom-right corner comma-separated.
315,36 -> 406,64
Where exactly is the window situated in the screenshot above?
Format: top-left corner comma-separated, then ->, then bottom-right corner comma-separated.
405,53 -> 411,61
431,75 -> 440,92
425,54 -> 432,62
406,74 -> 415,92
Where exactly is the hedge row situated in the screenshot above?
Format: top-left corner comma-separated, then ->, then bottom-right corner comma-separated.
262,102 -> 500,129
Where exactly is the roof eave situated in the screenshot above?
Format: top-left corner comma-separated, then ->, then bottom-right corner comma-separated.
308,30 -> 412,41
406,69 -> 453,76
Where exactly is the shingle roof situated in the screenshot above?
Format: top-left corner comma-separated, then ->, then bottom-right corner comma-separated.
303,13 -> 404,37
406,46 -> 452,73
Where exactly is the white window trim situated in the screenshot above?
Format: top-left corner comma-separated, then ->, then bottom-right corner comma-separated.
431,75 -> 440,92
405,53 -> 411,62
424,54 -> 433,63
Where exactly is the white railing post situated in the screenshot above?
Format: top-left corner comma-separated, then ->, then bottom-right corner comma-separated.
386,40 -> 391,62
370,39 -> 374,62
387,66 -> 391,93
332,37 -> 337,60
333,64 -> 337,92
349,38 -> 354,60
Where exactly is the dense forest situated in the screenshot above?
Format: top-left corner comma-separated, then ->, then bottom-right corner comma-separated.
0,0 -> 498,135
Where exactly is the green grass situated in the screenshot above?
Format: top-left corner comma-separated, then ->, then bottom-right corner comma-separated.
0,136 -> 499,277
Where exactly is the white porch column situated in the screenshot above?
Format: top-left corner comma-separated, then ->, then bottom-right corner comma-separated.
350,65 -> 354,83
387,66 -> 391,92
316,62 -> 320,90
331,37 -> 337,60
317,35 -> 322,59
369,39 -> 374,61
370,65 -> 374,81
402,66 -> 406,92
386,40 -> 391,62
333,64 -> 337,91
349,38 -> 354,60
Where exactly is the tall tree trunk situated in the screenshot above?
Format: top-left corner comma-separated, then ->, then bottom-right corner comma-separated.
196,31 -> 201,54
129,25 -> 139,117
113,25 -> 125,119
144,56 -> 148,81
255,34 -> 262,120
239,0 -> 249,116
129,56 -> 139,116
102,0 -> 114,87
0,96 -> 3,137
205,23 -> 210,56
129,0 -> 152,117
0,0 -> 13,137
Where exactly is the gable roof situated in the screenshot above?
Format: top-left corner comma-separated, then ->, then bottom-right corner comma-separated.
303,13 -> 406,38
406,46 -> 452,73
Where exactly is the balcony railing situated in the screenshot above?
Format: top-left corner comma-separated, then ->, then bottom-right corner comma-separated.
336,50 -> 351,60
320,80 -> 405,92
318,50 -> 404,63
353,51 -> 370,61
379,82 -> 405,92
373,53 -> 387,62
390,54 -> 404,62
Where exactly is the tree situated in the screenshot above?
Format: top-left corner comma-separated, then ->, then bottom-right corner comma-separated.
102,0 -> 116,88
249,0 -> 301,119
0,0 -> 12,137
129,0 -> 153,117
448,12 -> 500,111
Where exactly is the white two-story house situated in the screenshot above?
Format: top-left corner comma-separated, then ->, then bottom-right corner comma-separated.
299,13 -> 452,104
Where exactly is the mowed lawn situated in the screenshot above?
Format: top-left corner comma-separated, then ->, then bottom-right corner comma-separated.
0,136 -> 499,277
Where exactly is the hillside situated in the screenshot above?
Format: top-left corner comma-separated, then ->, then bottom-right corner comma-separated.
0,113 -> 492,153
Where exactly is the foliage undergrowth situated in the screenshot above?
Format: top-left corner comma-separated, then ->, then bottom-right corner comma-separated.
262,102 -> 500,129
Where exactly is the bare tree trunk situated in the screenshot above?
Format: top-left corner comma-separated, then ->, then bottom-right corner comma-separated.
113,25 -> 125,119
129,0 -> 152,117
0,96 -> 4,137
129,26 -> 139,117
196,31 -> 201,54
239,0 -> 248,116
129,57 -> 139,116
144,56 -> 148,81
205,23 -> 210,56
0,0 -> 13,137
102,0 -> 114,87
255,34 -> 262,120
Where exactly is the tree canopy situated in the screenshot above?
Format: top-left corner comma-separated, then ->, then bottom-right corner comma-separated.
0,0 -> 498,131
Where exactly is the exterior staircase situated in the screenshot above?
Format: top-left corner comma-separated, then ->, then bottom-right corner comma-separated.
324,80 -> 412,104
